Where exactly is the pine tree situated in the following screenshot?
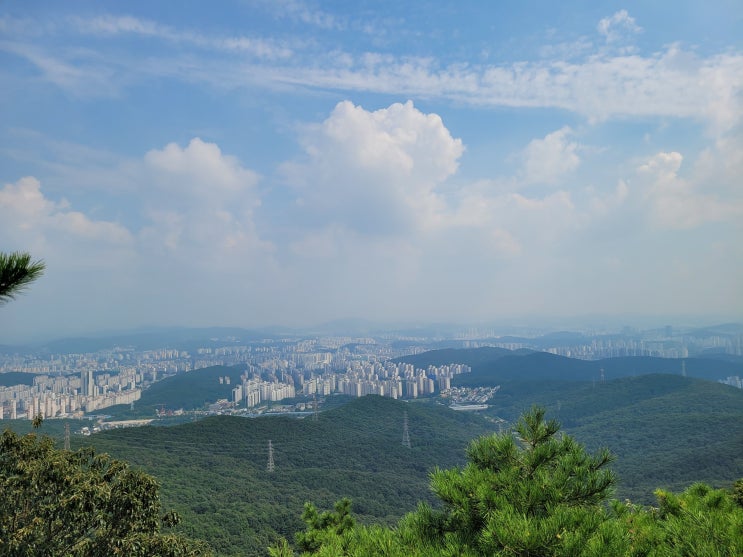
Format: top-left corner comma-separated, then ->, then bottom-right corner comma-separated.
0,251 -> 45,305
404,406 -> 619,555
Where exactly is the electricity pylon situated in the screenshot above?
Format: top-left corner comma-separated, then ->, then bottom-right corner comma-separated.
267,440 -> 275,473
402,411 -> 411,449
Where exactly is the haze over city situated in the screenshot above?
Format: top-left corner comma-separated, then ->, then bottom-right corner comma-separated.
1,1 -> 741,342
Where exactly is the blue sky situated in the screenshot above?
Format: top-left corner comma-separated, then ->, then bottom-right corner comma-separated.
1,1 -> 742,341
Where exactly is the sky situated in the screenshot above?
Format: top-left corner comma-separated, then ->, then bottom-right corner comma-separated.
1,1 -> 742,341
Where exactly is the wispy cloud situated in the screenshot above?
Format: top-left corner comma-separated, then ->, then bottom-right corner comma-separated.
597,10 -> 642,44
3,12 -> 741,132
265,0 -> 342,30
69,14 -> 295,59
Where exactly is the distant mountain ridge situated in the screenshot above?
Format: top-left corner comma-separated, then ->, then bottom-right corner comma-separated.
394,347 -> 743,383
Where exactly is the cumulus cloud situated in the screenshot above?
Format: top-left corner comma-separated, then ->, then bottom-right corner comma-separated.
522,127 -> 580,184
0,139 -> 281,337
137,138 -> 270,268
144,138 -> 260,199
0,176 -> 133,250
587,180 -> 629,216
597,10 -> 642,44
283,100 -> 463,235
637,151 -> 743,229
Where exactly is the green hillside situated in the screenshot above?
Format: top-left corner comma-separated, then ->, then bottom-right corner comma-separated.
105,364 -> 247,419
396,347 -> 743,382
77,396 -> 495,556
7,363 -> 743,555
484,374 -> 743,503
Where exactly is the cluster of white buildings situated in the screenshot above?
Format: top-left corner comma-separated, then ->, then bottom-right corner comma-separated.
0,368 -> 141,420
295,362 -> 471,401
1,335 -> 473,419
226,361 -> 472,408
720,376 -> 742,389
231,376 -> 297,408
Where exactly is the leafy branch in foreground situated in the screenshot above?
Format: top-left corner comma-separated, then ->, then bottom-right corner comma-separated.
0,429 -> 212,556
0,251 -> 45,305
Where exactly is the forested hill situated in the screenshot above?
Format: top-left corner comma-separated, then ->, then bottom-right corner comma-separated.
15,374 -> 743,555
477,374 -> 743,503
120,364 -> 247,418
81,395 -> 495,556
395,347 -> 743,382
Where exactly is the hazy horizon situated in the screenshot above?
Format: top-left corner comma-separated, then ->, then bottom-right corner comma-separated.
2,314 -> 741,346
2,2 -> 741,342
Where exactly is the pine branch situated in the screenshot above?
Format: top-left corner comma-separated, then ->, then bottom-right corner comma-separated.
0,252 -> 45,304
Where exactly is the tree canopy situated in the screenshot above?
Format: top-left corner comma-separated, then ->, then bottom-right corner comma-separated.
275,406 -> 743,556
0,429 -> 212,556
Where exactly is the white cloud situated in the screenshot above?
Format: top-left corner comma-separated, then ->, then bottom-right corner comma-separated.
0,41 -> 120,98
637,151 -> 743,229
70,15 -> 294,59
522,127 -> 580,184
264,46 -> 743,133
137,138 -> 269,265
4,14 -> 741,132
597,10 -> 642,44
587,180 -> 629,216
0,140 -> 280,337
0,176 -> 132,249
283,100 -> 463,236
265,0 -> 341,30
145,138 -> 260,198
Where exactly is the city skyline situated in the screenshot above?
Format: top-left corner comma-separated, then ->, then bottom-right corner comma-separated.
1,1 -> 742,342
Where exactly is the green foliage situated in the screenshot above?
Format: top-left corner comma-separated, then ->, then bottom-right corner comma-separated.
0,251 -> 45,305
612,482 -> 743,556
80,395 -> 493,556
481,374 -> 743,503
396,346 -> 743,383
288,407 -> 623,556
733,479 -> 743,507
295,498 -> 355,553
408,406 -> 618,555
287,408 -> 743,557
0,429 -> 212,556
110,365 -> 247,418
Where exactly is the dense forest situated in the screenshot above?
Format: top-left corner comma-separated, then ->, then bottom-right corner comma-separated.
5,369 -> 741,555
3,403 -> 742,556
72,396 -> 494,555
269,407 -> 743,556
395,346 -> 743,382
3,339 -> 743,556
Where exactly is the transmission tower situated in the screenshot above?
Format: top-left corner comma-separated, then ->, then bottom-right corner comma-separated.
313,378 -> 319,422
267,440 -> 275,473
402,411 -> 411,449
64,422 -> 70,451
